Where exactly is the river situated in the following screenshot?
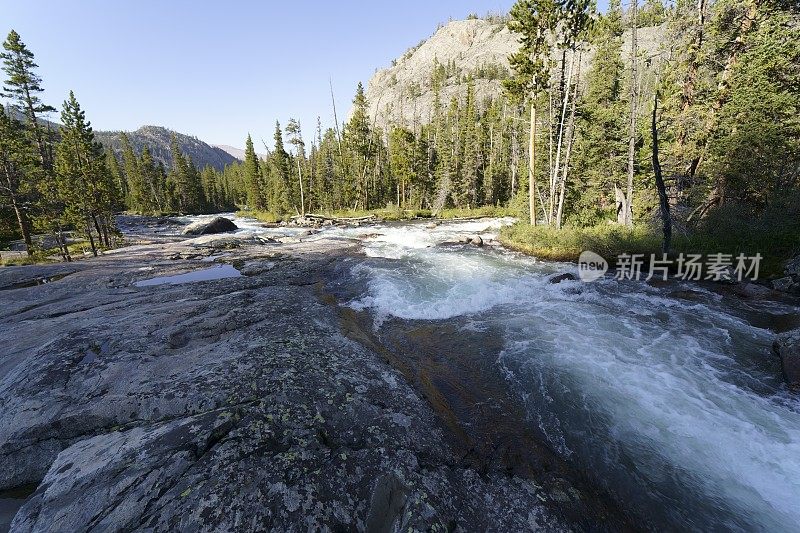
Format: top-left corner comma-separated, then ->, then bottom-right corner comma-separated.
182,214 -> 800,530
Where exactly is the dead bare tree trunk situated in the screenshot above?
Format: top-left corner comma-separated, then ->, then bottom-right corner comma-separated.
624,0 -> 639,227
556,50 -> 582,229
4,182 -> 33,255
296,157 -> 306,217
528,98 -> 538,226
652,91 -> 671,253
551,51 -> 576,225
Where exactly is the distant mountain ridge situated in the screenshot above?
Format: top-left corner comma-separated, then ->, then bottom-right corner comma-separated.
3,106 -> 236,172
95,126 -> 238,171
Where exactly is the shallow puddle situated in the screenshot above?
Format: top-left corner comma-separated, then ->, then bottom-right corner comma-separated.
134,264 -> 242,287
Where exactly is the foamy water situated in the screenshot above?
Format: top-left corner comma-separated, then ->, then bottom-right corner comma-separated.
181,214 -> 800,530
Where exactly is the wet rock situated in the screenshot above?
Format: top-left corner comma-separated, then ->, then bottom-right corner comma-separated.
459,235 -> 483,246
785,256 -> 800,277
773,329 -> 800,391
729,282 -> 774,299
182,217 -> 238,236
772,276 -> 795,292
549,273 -> 577,284
425,222 -> 440,229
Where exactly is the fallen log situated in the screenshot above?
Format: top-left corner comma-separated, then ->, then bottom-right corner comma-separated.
290,213 -> 377,223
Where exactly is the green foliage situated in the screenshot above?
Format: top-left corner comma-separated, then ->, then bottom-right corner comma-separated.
504,0 -> 560,100
1,30 -> 55,124
638,0 -> 668,26
500,222 -> 661,262
54,91 -> 118,253
707,9 -> 800,202
3,4 -> 800,275
243,134 -> 263,209
0,110 -> 40,244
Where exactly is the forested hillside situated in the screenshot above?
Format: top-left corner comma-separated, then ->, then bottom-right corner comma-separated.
95,126 -> 238,172
1,0 -> 799,264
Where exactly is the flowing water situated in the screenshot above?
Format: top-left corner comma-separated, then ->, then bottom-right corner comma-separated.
177,215 -> 800,530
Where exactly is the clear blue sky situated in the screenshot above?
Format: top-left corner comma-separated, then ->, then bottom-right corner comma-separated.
3,0 -> 610,148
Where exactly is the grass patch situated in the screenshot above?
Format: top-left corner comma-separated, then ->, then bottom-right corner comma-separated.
235,209 -> 285,223
436,205 -> 516,219
499,223 -> 661,263
500,213 -> 799,278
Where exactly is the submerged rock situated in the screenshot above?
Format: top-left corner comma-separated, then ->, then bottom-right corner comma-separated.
181,217 -> 238,236
458,235 -> 484,246
773,329 -> 800,391
549,273 -> 578,284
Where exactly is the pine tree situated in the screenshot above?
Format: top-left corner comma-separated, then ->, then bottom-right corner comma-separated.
0,109 -> 39,254
457,79 -> 480,207
568,0 -> 628,225
389,127 -> 416,208
119,134 -> 145,211
243,134 -> 264,209
139,145 -> 162,213
269,121 -> 291,214
344,83 -> 374,209
54,91 -> 116,255
505,0 -> 560,224
1,30 -> 69,256
1,30 -> 55,169
105,148 -> 125,211
285,119 -> 307,215
707,4 -> 800,204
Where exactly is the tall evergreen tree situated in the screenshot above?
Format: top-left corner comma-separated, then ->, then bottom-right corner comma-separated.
269,121 -> 291,214
506,0 -> 560,224
243,134 -> 264,209
1,30 -> 55,169
344,83 -> 374,209
54,91 -> 116,255
0,109 -> 38,254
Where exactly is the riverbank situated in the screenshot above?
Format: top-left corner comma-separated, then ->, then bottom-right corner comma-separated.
1,215 -> 799,530
0,222 -> 627,531
499,220 -> 800,280
237,205 -> 516,224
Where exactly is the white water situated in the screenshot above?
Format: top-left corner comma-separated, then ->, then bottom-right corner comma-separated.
174,214 -> 800,530
342,219 -> 800,531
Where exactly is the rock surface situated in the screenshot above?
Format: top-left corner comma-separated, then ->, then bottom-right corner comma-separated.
181,217 -> 238,236
774,329 -> 800,391
0,226 -> 624,531
549,273 -> 578,284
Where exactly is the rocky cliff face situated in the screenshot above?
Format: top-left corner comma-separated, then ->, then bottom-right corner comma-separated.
95,125 -> 238,172
362,18 -> 667,131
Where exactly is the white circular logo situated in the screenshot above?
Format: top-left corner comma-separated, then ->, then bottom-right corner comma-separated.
578,251 -> 608,282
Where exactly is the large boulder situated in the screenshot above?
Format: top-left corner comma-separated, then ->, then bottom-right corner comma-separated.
181,217 -> 238,236
773,329 -> 800,391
